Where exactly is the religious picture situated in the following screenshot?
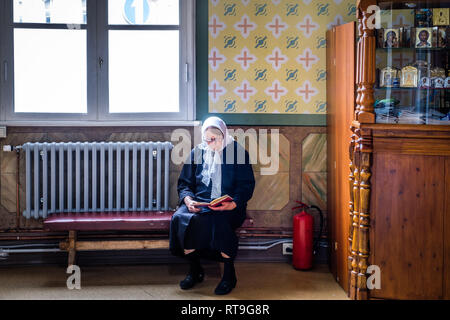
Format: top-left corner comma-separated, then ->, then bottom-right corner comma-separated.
445,77 -> 450,88
400,66 -> 418,88
434,77 -> 445,88
419,76 -> 431,88
383,29 -> 400,48
433,8 -> 450,26
437,27 -> 447,48
415,9 -> 433,27
430,67 -> 446,79
380,67 -> 400,88
416,28 -> 433,48
430,67 -> 446,88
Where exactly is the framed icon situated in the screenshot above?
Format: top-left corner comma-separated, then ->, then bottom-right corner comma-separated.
433,77 -> 445,88
415,9 -> 433,27
445,77 -> 450,88
433,8 -> 449,26
416,28 -> 433,48
437,27 -> 448,48
400,66 -> 418,87
430,67 -> 446,79
383,29 -> 400,48
380,67 -> 400,88
419,76 -> 432,88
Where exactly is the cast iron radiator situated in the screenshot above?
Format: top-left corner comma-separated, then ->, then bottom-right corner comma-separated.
21,142 -> 173,219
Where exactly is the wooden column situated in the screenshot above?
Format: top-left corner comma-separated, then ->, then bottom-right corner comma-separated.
357,128 -> 373,300
348,128 -> 356,295
349,0 -> 377,300
356,0 -> 376,124
350,128 -> 361,299
355,13 -> 363,119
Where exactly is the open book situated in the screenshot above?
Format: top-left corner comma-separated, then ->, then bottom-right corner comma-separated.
193,195 -> 234,207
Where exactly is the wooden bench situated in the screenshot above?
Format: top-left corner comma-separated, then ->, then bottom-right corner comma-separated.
43,211 -> 253,266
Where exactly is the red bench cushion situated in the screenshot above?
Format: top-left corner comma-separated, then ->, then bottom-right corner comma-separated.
43,211 -> 175,231
43,211 -> 254,232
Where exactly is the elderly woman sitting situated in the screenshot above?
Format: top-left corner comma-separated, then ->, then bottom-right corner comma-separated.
169,117 -> 255,295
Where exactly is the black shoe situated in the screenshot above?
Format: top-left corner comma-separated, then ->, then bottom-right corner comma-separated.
179,270 -> 205,290
214,275 -> 237,295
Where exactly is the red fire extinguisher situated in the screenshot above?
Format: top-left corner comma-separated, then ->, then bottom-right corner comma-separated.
292,201 -> 323,270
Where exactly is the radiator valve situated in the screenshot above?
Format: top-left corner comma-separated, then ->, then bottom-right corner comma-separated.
0,249 -> 9,260
2,145 -> 22,152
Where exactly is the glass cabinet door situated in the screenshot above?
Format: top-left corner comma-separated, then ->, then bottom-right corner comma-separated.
374,1 -> 450,124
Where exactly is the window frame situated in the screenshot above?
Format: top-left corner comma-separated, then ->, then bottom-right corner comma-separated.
0,0 -> 196,124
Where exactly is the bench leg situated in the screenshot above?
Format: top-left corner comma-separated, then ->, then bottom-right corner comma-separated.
68,230 -> 77,266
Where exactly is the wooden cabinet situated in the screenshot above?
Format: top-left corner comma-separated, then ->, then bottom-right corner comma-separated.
366,125 -> 450,299
327,21 -> 356,293
327,0 -> 450,300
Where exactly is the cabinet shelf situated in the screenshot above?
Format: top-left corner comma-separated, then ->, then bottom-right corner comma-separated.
375,87 -> 449,91
376,47 -> 450,52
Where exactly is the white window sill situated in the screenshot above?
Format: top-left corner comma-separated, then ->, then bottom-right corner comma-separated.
0,120 -> 202,127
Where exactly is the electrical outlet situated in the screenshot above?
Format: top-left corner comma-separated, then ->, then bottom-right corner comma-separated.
282,243 -> 293,255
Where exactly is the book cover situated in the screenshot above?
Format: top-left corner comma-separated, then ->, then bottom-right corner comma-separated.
193,195 -> 234,207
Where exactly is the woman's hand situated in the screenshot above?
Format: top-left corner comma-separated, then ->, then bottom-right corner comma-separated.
208,201 -> 237,211
184,196 -> 201,213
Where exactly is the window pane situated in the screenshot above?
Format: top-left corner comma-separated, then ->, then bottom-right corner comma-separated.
14,0 -> 87,24
109,30 -> 179,113
14,29 -> 87,113
108,0 -> 179,25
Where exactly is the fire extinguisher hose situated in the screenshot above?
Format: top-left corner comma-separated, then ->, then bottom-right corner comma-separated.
309,205 -> 324,255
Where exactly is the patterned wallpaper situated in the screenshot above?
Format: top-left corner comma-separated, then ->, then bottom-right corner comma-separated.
208,0 -> 357,115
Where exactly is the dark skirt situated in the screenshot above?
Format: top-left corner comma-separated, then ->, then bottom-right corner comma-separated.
169,204 -> 246,261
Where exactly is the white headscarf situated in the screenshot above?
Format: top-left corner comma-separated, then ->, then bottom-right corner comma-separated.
198,117 -> 235,199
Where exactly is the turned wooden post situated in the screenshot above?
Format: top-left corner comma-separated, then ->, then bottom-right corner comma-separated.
356,128 -> 373,300
350,129 -> 361,300
355,12 -> 363,119
348,128 -> 356,295
357,0 -> 376,123
349,0 -> 376,300
357,142 -> 372,300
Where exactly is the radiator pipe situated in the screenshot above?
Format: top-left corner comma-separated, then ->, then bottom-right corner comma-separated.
0,232 -> 292,242
239,239 -> 292,250
16,147 -> 21,230
239,239 -> 292,246
0,243 -> 59,249
238,234 -> 291,238
0,240 -> 293,255
1,248 -> 62,254
0,234 -> 168,241
0,229 -> 60,233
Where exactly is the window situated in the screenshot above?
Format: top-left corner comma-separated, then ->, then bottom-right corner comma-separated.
0,0 -> 195,123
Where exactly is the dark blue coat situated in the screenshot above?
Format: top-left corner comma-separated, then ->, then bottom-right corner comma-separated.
169,141 -> 255,260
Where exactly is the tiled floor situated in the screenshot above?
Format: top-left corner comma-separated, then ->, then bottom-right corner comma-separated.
0,262 -> 348,300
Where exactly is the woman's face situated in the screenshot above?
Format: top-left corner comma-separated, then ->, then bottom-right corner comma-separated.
387,32 -> 395,42
203,127 -> 224,151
